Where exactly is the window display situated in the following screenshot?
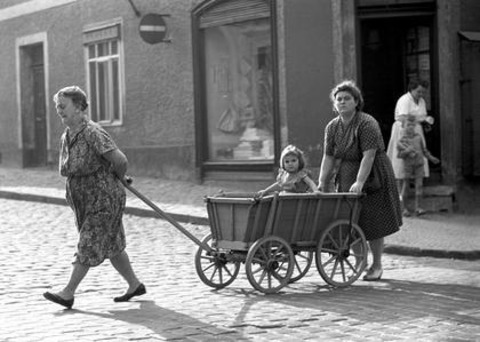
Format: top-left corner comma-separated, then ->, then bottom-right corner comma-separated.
203,19 -> 274,161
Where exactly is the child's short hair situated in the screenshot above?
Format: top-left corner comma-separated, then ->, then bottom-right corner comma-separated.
280,144 -> 306,171
402,114 -> 417,127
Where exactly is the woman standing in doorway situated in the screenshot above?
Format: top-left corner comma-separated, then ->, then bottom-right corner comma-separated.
386,78 -> 434,194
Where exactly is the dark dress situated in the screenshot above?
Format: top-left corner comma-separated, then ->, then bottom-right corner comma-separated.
59,120 -> 126,266
324,112 -> 402,240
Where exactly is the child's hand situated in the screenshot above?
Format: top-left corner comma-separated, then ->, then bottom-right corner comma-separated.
256,190 -> 266,198
430,156 -> 440,164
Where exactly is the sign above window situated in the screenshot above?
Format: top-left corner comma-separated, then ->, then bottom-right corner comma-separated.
83,24 -> 120,45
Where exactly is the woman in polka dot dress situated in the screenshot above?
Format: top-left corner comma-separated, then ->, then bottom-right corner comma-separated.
318,80 -> 402,281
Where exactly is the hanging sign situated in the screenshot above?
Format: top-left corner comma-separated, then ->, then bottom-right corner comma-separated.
139,14 -> 169,44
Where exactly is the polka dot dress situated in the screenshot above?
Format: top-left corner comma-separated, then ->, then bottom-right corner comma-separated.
325,112 -> 402,240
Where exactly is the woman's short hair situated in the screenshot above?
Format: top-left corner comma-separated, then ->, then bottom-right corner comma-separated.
53,86 -> 88,111
407,78 -> 429,91
280,144 -> 306,171
330,80 -> 364,111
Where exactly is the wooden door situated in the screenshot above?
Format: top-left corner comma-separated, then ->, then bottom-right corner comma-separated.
21,44 -> 47,167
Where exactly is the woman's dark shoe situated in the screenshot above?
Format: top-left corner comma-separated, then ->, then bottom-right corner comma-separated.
43,292 -> 74,309
114,283 -> 146,302
363,268 -> 383,281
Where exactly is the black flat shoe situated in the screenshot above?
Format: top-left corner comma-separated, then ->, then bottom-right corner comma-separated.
43,292 -> 74,309
114,283 -> 146,302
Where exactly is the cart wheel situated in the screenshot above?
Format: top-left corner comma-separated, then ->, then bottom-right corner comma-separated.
245,236 -> 294,294
315,219 -> 368,287
289,250 -> 313,283
195,233 -> 240,289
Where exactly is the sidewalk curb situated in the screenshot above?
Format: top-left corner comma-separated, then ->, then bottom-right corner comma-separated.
0,190 -> 210,226
2,190 -> 479,260
383,245 -> 480,261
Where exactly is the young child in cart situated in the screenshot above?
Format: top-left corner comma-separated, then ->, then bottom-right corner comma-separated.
397,114 -> 440,216
257,144 -> 320,197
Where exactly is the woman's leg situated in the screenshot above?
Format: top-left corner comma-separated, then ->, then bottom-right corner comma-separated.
58,262 -> 90,299
396,179 -> 403,198
110,250 -> 141,292
363,238 -> 384,280
369,237 -> 384,271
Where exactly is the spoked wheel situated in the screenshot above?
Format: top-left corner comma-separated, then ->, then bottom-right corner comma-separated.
315,220 -> 368,287
195,233 -> 240,289
289,250 -> 313,283
245,236 -> 294,294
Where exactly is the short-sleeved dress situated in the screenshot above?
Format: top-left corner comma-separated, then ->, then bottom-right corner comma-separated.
276,169 -> 312,193
324,112 -> 402,240
59,120 -> 126,266
386,92 -> 429,178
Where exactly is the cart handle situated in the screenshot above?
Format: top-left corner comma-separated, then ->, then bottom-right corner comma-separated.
120,176 -> 213,253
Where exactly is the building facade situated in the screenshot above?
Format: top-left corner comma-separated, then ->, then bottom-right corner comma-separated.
0,0 -> 479,185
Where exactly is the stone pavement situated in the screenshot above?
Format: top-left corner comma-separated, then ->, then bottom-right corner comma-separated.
1,198 -> 480,341
0,167 -> 479,260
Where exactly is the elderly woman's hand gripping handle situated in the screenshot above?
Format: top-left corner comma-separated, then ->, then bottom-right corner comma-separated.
103,149 -> 129,183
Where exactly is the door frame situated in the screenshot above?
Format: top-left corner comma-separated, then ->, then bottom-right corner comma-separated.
358,15 -> 437,144
459,34 -> 480,177
16,32 -> 51,167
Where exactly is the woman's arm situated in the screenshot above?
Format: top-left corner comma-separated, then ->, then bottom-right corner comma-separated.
304,176 -> 320,193
318,154 -> 335,192
103,148 -> 128,179
350,149 -> 376,194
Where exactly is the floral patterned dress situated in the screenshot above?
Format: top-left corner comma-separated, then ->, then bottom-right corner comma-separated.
324,112 -> 402,240
59,120 -> 126,266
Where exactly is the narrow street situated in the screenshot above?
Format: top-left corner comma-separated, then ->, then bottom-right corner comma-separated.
1,198 -> 479,341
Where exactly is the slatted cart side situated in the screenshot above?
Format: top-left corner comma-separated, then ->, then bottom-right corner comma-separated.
269,193 -> 362,246
205,193 -> 275,250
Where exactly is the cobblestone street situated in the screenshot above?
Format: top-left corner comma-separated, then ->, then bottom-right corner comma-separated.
1,198 -> 479,341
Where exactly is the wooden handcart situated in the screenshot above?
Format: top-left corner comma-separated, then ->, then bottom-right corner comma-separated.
123,179 -> 367,294
197,192 -> 368,293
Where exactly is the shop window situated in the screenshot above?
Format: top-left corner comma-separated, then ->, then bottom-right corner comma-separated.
195,0 -> 275,163
83,23 -> 123,125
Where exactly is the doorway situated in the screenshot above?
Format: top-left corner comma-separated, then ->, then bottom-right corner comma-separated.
20,43 -> 47,167
460,37 -> 480,177
359,16 -> 439,160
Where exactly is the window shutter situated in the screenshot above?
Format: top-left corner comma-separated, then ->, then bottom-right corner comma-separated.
199,0 -> 270,28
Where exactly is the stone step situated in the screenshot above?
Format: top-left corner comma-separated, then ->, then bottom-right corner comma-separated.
420,185 -> 455,213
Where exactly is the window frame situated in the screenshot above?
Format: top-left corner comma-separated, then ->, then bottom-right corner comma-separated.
83,19 -> 125,127
191,0 -> 280,177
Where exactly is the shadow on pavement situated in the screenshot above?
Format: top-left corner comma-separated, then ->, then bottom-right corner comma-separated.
53,300 -> 235,339
223,279 -> 480,327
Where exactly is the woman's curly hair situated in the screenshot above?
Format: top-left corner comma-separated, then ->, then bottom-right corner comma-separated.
53,85 -> 89,111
